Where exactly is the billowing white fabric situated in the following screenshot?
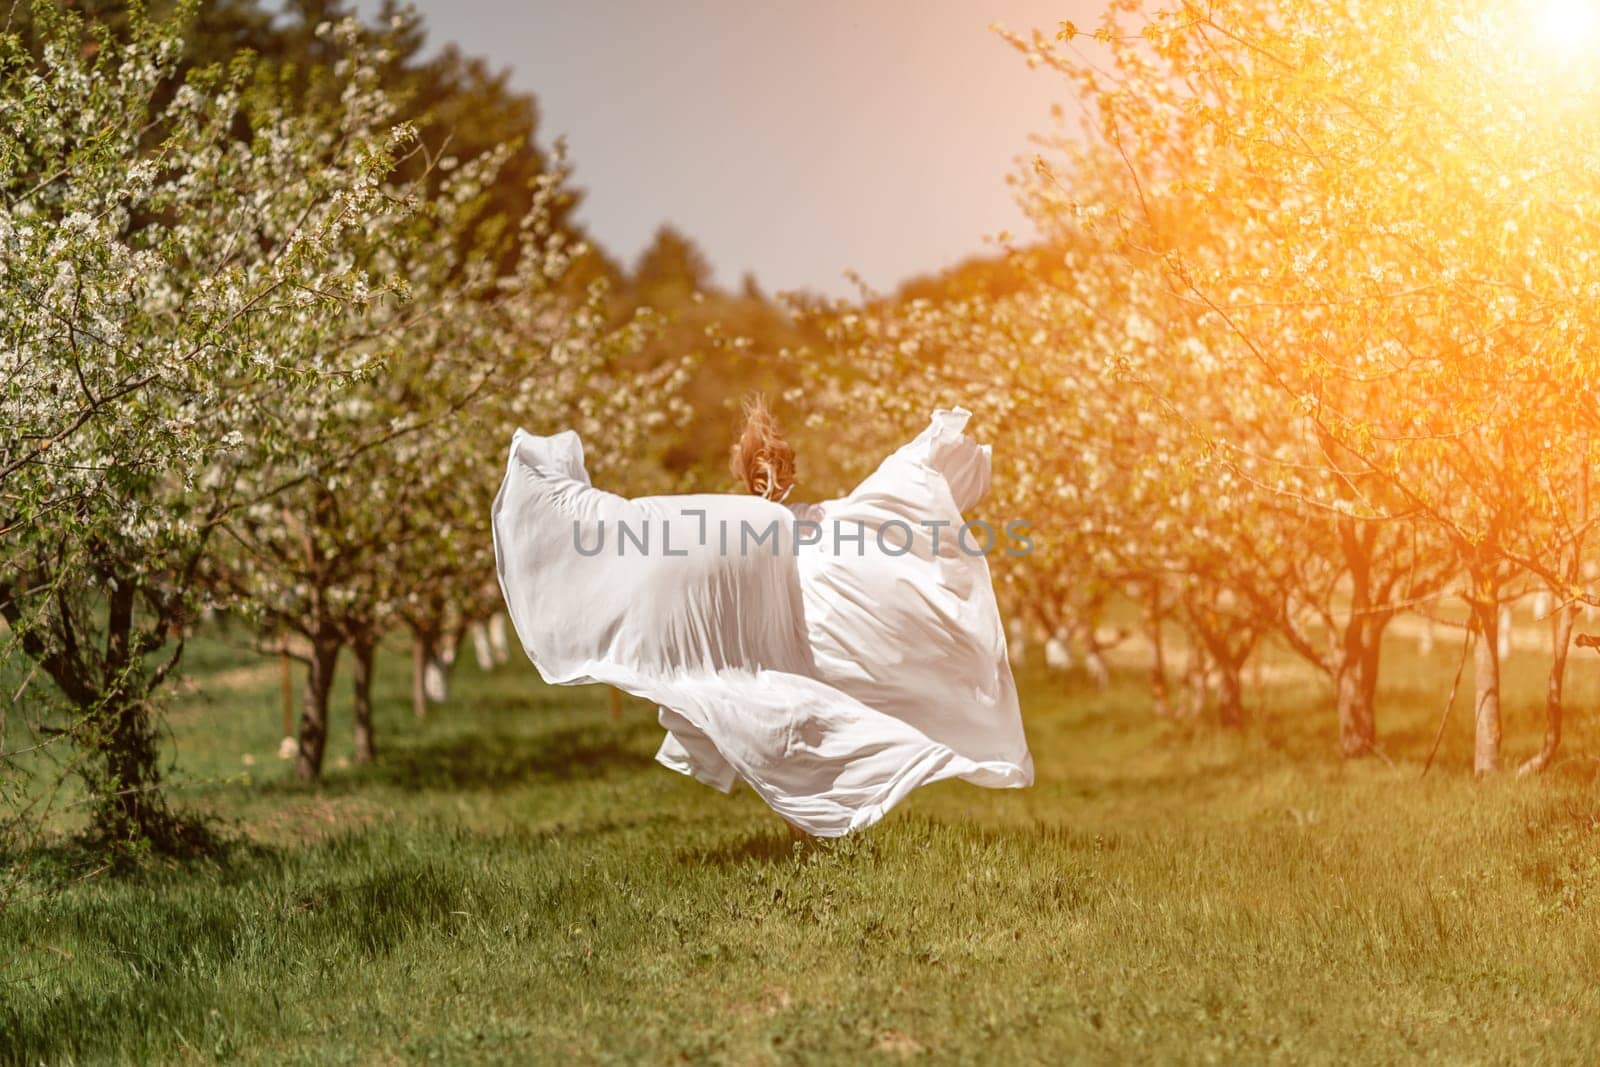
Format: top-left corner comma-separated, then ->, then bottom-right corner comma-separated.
491,409 -> 1033,836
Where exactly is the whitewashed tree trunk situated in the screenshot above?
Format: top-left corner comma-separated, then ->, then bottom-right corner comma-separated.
424,657 -> 449,703
471,621 -> 494,671
1044,629 -> 1073,672
1532,589 -> 1553,621
1083,644 -> 1110,689
1007,616 -> 1027,668
488,613 -> 510,665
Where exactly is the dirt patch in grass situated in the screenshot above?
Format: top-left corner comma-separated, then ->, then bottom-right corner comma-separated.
874,1028 -> 926,1058
245,795 -> 388,846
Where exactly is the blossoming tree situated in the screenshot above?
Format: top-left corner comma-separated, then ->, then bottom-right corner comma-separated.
0,5 -> 417,853
991,1 -> 1599,771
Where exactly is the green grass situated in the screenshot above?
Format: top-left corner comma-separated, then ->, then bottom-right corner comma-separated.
8,627 -> 1600,1064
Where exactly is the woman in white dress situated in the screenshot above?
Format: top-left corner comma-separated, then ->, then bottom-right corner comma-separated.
491,400 -> 1032,837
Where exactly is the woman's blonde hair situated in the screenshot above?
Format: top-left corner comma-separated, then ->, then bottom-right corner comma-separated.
730,395 -> 796,501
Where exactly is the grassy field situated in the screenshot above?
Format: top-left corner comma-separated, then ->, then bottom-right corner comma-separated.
8,626 -> 1600,1064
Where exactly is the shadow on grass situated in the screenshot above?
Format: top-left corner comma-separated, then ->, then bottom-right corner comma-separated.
257,715 -> 663,797
680,829 -> 802,867
373,719 -> 658,791
0,828 -> 480,1066
676,814 -> 1120,873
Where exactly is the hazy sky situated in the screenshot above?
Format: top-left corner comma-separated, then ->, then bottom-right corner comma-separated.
392,1 -> 1105,296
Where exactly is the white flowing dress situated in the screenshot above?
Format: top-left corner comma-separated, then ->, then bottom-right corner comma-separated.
491,408 -> 1033,836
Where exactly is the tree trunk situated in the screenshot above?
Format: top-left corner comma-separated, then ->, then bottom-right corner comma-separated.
1520,604 -> 1574,777
352,638 -> 377,764
91,693 -> 172,851
1007,615 -> 1027,668
1214,658 -> 1244,729
1181,642 -> 1209,719
1469,576 -> 1502,777
423,655 -> 449,704
1076,613 -> 1110,690
295,638 -> 341,781
1360,631 -> 1382,710
1,576 -> 186,856
279,645 -> 294,742
488,612 -> 510,665
1334,614 -> 1388,758
1083,640 -> 1110,690
87,582 -> 170,847
471,620 -> 494,671
411,633 -> 430,721
1146,588 -> 1173,717
1190,610 -> 1250,729
1333,516 -> 1379,757
1334,660 -> 1373,757
1523,450 -> 1589,777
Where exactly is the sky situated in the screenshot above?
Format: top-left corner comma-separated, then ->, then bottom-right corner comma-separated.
390,1 -> 1106,297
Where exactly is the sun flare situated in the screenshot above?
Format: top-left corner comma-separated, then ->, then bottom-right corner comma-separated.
1531,0 -> 1600,60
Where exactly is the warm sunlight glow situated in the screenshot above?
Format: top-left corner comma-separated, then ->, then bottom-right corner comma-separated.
1531,0 -> 1600,60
